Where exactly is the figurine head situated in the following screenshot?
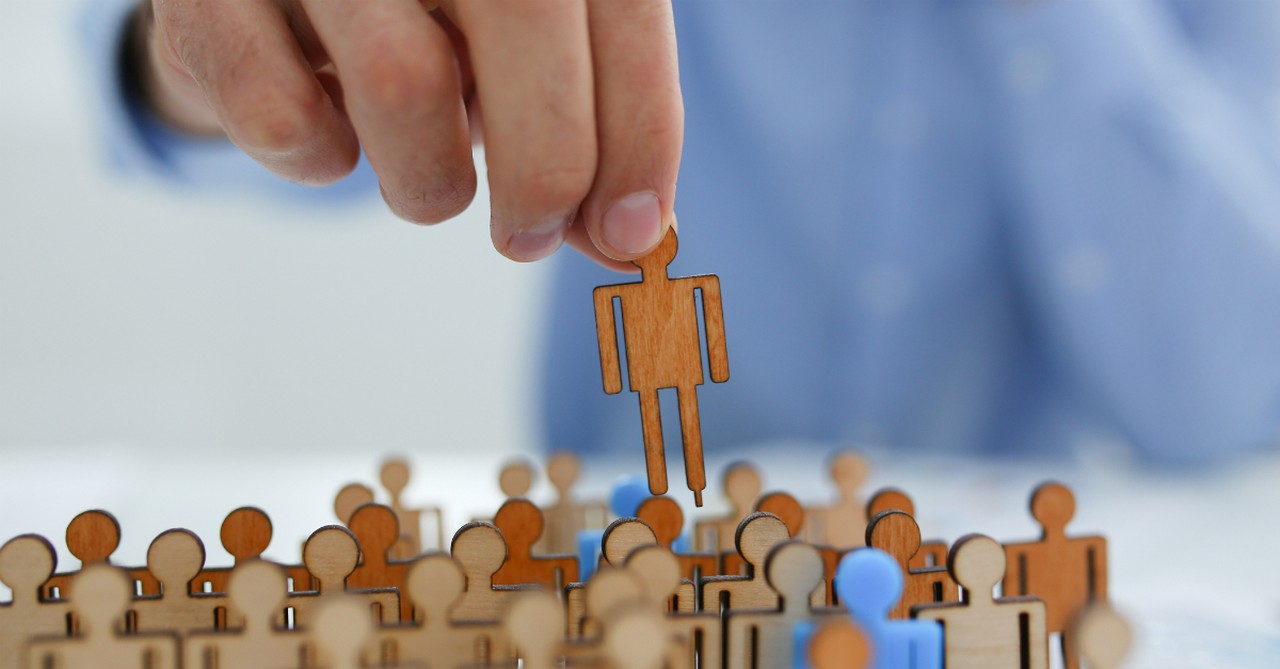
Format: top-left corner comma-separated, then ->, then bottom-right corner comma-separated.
631,228 -> 678,274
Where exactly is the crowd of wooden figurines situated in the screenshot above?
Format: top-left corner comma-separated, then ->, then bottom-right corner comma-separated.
0,452 -> 1132,669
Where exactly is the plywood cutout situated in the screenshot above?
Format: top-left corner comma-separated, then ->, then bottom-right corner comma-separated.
334,484 -> 375,525
449,522 -> 534,623
543,451 -> 609,555
865,510 -> 957,618
804,451 -> 870,549
25,565 -> 179,669
751,491 -> 839,605
283,526 -> 400,629
380,458 -> 445,555
836,548 -> 942,669
723,542 -> 841,669
914,534 -> 1048,669
636,496 -> 718,583
127,529 -> 228,635
370,554 -> 514,668
345,503 -> 415,621
624,545 -> 719,668
183,560 -> 307,669
491,499 -> 579,591
566,518 -> 658,637
1071,603 -> 1132,669
693,462 -> 761,552
602,606 -> 675,669
1003,482 -> 1107,669
866,488 -> 947,569
308,596 -> 374,669
41,509 -> 158,601
0,534 -> 72,669
594,229 -> 729,506
503,591 -> 567,669
701,512 -> 790,613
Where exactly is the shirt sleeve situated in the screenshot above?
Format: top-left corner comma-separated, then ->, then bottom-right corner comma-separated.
979,0 -> 1280,463
78,0 -> 375,202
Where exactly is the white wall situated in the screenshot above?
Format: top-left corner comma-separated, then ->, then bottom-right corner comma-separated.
0,0 -> 549,460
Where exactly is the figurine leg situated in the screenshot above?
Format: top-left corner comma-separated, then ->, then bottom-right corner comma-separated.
1060,632 -> 1079,669
676,385 -> 707,506
638,390 -> 668,495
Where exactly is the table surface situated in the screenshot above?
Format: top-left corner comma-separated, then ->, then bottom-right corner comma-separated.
2,443 -> 1277,668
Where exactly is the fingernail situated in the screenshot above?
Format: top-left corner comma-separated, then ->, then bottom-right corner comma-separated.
602,192 -> 663,256
504,215 -> 570,261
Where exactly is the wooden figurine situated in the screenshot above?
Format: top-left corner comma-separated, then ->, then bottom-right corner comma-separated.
701,512 -> 790,612
624,546 -> 719,666
370,554 -> 514,668
866,488 -> 947,569
914,534 -> 1048,669
285,526 -> 399,628
309,596 -> 374,669
379,457 -> 445,555
1071,603 -> 1131,669
334,484 -> 375,525
720,491 -> 837,605
498,458 -> 536,500
41,509 -> 158,600
0,534 -> 71,669
25,565 -> 179,669
491,499 -> 579,591
804,451 -> 870,549
1003,481 -> 1107,669
723,541 -> 838,669
128,529 -> 227,635
190,507 -> 313,596
593,229 -> 729,506
865,510 -> 957,618
693,461 -> 762,552
566,518 -> 657,637
345,503 -> 415,621
503,591 -> 566,669
635,496 -> 718,582
577,567 -> 649,642
449,522 -> 533,623
183,560 -> 306,669
836,549 -> 942,669
543,451 -> 608,555
602,606 -> 672,669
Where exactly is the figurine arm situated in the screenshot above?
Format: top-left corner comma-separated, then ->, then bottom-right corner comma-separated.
593,285 -> 624,394
693,276 -> 730,383
1087,539 -> 1108,600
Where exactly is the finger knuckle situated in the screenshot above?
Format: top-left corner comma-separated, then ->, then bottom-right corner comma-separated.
359,44 -> 452,112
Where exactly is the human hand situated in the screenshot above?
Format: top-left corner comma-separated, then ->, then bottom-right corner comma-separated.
133,0 -> 682,269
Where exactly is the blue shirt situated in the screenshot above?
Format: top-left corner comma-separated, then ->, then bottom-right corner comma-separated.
86,0 -> 1280,464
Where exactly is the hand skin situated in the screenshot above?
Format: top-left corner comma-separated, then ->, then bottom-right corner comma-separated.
130,0 -> 683,270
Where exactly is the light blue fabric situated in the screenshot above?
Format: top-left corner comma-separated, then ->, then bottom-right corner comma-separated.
85,0 -> 1280,464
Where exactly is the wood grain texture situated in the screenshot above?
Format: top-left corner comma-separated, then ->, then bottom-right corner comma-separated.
624,545 -> 719,668
0,534 -> 71,669
749,491 -> 838,605
41,510 -> 159,602
865,510 -> 957,618
190,507 -> 276,596
449,522 -> 533,624
594,229 -> 728,506
285,526 -> 399,629
636,496 -> 718,583
693,462 -> 761,553
723,542 -> 840,669
914,534 -> 1049,669
491,499 -> 579,590
1003,482 -> 1107,669
866,488 -> 948,569
345,503 -> 415,621
128,529 -> 227,635
25,565 -> 179,669
701,512 -> 790,613
183,560 -> 307,669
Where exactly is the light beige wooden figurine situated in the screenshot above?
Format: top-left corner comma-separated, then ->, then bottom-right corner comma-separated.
183,560 -> 306,669
866,488 -> 947,568
492,499 -> 579,591
285,526 -> 399,628
498,458 -> 536,500
1003,481 -> 1107,669
449,522 -> 533,623
913,534 -> 1049,669
25,565 -> 179,669
565,518 -> 659,634
503,591 -> 566,669
380,457 -> 445,555
808,620 -> 872,669
576,567 -> 648,642
754,491 -> 840,605
865,510 -> 957,618
543,451 -> 609,554
804,451 -> 870,549
128,529 -> 227,635
594,229 -> 729,506
334,483 -> 375,525
723,541 -> 839,669
625,545 -> 720,668
603,605 -> 672,669
1072,603 -> 1132,669
309,596 -> 374,669
370,553 -> 515,668
41,509 -> 158,600
701,512 -> 790,612
1,534 -> 71,669
693,462 -> 762,552
346,503 -> 415,621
